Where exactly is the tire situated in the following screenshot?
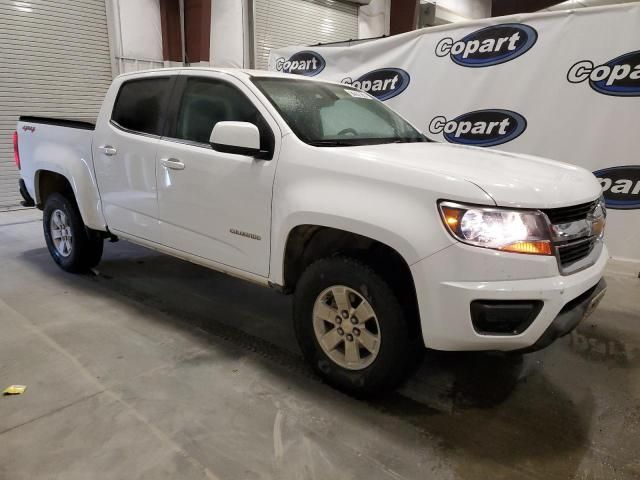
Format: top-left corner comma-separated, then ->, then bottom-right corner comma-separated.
43,192 -> 103,273
294,256 -> 422,397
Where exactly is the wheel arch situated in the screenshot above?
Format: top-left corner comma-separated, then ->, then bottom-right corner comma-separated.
35,169 -> 73,205
34,166 -> 106,231
279,223 -> 422,339
272,213 -> 422,284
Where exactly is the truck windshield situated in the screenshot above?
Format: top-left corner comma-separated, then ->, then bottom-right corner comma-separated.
252,77 -> 427,147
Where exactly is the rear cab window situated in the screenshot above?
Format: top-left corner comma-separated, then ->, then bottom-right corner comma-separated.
111,77 -> 172,136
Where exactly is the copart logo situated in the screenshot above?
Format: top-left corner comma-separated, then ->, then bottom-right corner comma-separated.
568,50 -> 640,96
341,68 -> 410,101
594,166 -> 640,209
435,23 -> 538,67
274,51 -> 325,76
429,109 -> 527,147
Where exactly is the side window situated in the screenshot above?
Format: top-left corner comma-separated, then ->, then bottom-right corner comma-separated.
111,78 -> 171,136
175,78 -> 273,152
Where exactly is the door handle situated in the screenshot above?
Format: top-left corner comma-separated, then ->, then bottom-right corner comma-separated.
160,158 -> 185,170
98,145 -> 117,156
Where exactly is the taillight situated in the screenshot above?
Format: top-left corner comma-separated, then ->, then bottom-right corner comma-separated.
13,131 -> 20,170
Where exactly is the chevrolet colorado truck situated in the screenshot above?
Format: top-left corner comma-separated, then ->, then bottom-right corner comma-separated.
14,68 -> 608,396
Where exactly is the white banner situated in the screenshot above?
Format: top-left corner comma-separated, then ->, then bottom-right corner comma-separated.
269,3 -> 640,262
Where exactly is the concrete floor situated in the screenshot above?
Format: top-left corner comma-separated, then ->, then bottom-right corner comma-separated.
1,209 -> 639,480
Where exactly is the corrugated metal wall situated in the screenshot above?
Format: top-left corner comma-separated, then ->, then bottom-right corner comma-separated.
0,0 -> 113,208
254,0 -> 359,69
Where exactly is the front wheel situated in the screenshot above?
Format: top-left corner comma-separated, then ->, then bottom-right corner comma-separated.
294,256 -> 422,397
43,193 -> 103,273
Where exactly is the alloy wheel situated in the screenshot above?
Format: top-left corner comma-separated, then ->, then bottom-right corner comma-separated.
312,285 -> 381,370
50,209 -> 73,257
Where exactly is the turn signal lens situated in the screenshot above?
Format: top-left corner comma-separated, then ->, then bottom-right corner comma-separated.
499,241 -> 552,256
442,206 -> 463,228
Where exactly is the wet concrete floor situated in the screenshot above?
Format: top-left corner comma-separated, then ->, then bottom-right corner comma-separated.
1,209 -> 639,479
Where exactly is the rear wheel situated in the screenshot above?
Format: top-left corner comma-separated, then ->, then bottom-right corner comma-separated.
294,256 -> 422,397
43,193 -> 103,273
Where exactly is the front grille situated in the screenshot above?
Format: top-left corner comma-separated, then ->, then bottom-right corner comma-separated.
542,200 -> 597,224
542,199 -> 601,271
557,238 -> 596,267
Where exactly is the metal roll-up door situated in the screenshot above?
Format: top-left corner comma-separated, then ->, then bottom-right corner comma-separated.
0,0 -> 113,208
254,0 -> 358,70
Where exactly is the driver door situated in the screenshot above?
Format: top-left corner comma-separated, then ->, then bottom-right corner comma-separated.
155,73 -> 280,276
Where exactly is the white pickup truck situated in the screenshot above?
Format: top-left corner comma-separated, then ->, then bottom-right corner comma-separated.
15,68 -> 607,396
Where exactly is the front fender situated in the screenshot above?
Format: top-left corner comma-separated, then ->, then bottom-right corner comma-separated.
269,179 -> 456,285
267,136 -> 495,284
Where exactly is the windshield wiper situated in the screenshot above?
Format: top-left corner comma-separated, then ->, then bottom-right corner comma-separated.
390,137 -> 428,143
308,139 -> 362,147
309,136 -> 427,147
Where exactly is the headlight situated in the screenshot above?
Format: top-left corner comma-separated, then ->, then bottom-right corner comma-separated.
591,195 -> 606,239
439,201 -> 552,255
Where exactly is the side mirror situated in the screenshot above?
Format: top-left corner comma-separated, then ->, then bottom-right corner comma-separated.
210,121 -> 261,157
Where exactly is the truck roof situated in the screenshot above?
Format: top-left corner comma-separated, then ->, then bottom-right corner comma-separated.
115,66 -> 323,82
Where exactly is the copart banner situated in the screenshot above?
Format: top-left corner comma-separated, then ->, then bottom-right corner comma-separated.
269,3 -> 640,262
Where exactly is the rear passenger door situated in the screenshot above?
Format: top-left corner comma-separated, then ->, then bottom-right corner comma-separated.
155,72 -> 280,276
93,75 -> 174,241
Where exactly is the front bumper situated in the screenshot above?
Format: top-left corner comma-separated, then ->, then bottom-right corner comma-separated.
410,242 -> 608,351
515,278 -> 606,353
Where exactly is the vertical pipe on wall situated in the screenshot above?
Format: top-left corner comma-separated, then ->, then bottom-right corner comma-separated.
246,0 -> 255,68
179,0 -> 187,63
115,0 -> 124,60
103,0 -> 121,76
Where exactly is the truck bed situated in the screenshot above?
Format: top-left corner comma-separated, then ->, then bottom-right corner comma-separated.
17,116 -> 97,211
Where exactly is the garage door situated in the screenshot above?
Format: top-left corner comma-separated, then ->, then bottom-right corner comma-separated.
254,0 -> 358,70
0,0 -> 113,208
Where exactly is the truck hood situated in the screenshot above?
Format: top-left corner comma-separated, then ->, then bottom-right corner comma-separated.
340,142 -> 601,209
